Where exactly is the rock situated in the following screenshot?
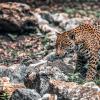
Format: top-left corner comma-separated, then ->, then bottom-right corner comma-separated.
0,53 -> 75,93
8,64 -> 27,83
43,52 -> 56,60
49,80 -> 100,100
0,2 -> 37,33
39,93 -> 57,100
52,13 -> 81,31
34,11 -> 59,36
38,73 -> 50,95
0,66 -> 8,76
27,58 -> 69,81
0,64 -> 28,83
64,17 -> 95,31
50,15 -> 94,31
52,13 -> 69,24
10,88 -> 41,100
47,53 -> 76,75
34,13 -> 49,25
24,68 -> 50,96
38,10 -> 54,23
68,86 -> 100,100
0,77 -> 25,96
26,55 -> 74,84
24,57 -> 74,96
83,82 -> 100,91
47,31 -> 57,42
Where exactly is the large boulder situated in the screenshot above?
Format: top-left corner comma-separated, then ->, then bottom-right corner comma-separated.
49,80 -> 100,100
0,2 -> 37,33
0,64 -> 28,83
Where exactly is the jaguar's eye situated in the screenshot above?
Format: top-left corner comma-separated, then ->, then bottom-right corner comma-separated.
65,41 -> 68,43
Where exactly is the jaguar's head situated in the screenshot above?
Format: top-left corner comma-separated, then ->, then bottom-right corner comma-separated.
56,31 -> 75,57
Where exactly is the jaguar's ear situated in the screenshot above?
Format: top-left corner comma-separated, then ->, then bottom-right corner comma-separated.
56,32 -> 61,36
69,33 -> 75,40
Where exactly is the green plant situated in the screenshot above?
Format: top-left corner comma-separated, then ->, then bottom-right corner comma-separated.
0,92 -> 9,100
68,72 -> 85,84
64,8 -> 76,14
94,79 -> 100,86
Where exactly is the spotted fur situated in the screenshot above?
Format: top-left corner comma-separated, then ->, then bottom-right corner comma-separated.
56,23 -> 100,81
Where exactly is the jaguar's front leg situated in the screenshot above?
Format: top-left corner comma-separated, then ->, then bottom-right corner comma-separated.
75,43 -> 89,77
86,52 -> 98,81
75,52 -> 87,77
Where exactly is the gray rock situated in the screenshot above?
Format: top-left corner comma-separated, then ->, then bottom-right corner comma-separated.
10,64 -> 27,83
10,88 -> 41,100
83,82 -> 100,91
24,56 -> 75,96
0,66 -> 7,77
24,72 -> 50,96
52,13 -> 68,24
38,73 -> 50,95
47,53 -> 76,75
62,18 -> 81,31
0,64 -> 28,83
40,12 -> 54,23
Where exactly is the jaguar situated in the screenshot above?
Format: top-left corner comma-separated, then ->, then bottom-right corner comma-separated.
56,23 -> 100,81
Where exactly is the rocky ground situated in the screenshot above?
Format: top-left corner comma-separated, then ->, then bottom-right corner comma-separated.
0,2 -> 100,100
